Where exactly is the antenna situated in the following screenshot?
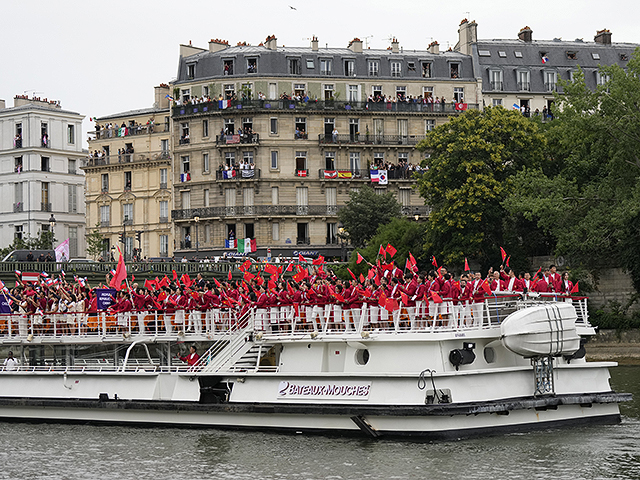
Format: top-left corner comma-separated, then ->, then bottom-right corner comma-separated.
362,35 -> 373,49
23,90 -> 44,96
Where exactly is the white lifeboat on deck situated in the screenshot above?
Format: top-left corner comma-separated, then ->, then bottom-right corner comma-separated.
500,303 -> 581,357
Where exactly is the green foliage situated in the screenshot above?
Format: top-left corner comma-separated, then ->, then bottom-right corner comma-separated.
86,224 -> 105,260
505,48 -> 640,293
0,230 -> 56,259
589,301 -> 640,330
415,106 -> 548,272
337,184 -> 402,248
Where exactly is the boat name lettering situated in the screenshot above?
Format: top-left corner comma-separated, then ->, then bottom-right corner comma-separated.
278,381 -> 370,398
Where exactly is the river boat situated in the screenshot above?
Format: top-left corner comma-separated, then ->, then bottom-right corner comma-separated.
0,293 -> 631,439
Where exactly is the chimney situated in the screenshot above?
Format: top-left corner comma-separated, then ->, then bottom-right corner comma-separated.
265,35 -> 277,51
594,29 -> 612,45
348,37 -> 363,53
428,41 -> 439,54
154,84 -> 171,109
208,38 -> 229,53
455,18 -> 477,55
311,35 -> 318,51
518,26 -> 533,42
391,37 -> 399,54
0,99 -> 5,110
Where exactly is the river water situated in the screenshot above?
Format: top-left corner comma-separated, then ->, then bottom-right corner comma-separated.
0,367 -> 638,480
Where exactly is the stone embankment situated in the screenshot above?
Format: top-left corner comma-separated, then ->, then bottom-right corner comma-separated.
586,329 -> 640,365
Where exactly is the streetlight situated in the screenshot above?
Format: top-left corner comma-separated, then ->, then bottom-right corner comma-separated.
48,214 -> 56,249
414,207 -> 420,222
194,216 -> 200,252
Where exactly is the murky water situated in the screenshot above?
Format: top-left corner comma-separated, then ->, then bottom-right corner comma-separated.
0,367 -> 637,480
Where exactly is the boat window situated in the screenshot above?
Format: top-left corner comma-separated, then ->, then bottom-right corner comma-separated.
484,347 -> 496,364
355,349 -> 370,366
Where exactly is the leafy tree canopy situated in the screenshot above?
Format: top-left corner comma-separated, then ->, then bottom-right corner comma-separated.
337,184 -> 401,248
416,106 -> 548,272
504,48 -> 640,293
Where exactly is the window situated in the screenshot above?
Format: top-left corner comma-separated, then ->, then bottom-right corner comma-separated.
161,139 -> 169,154
224,152 -> 235,167
620,53 -> 629,61
421,62 -> 431,78
181,89 -> 190,103
160,168 -> 167,188
344,59 -> 355,76
397,119 -> 408,140
325,152 -> 335,170
320,59 -> 332,75
490,70 -> 503,91
289,58 -> 301,74
425,119 -> 435,132
324,117 -> 335,140
270,151 -> 278,169
454,87 -> 464,102
372,86 -> 383,99
398,152 -> 408,164
245,222 -> 255,239
159,201 -> 168,221
592,52 -> 601,60
478,50 -> 491,57
15,123 -> 22,148
407,61 -> 416,72
326,187 -> 337,208
224,84 -> 235,99
450,63 -> 460,78
270,117 -> 278,135
123,204 -> 133,224
348,85 -> 359,102
203,85 -> 209,97
223,59 -> 234,75
350,152 -> 361,173
327,223 -> 337,244
373,118 -> 384,141
391,61 -> 402,77
41,156 -> 50,172
296,188 -> 308,216
306,59 -> 314,69
241,84 -> 252,100
202,119 -> 209,137
518,71 -> 530,91
375,187 -> 386,195
15,225 -> 23,241
272,223 -> 280,241
67,124 -> 75,144
101,174 -> 109,192
224,118 -> 236,136
396,86 -> 407,100
566,51 -> 577,60
41,182 -> 49,211
247,58 -> 257,73
204,189 -> 210,207
124,171 -> 132,190
295,117 -> 307,139
41,122 -> 49,147
596,71 -> 611,85
187,64 -> 195,79
203,153 -> 210,173
373,152 -> 384,165
68,227 -> 78,258
323,84 -> 334,100
515,51 -> 523,58
181,156 -> 190,173
180,122 -> 190,143
14,182 -> 23,211
160,235 -> 169,256
68,159 -> 76,174
423,86 -> 434,100
368,60 -> 379,76
181,191 -> 191,209
272,186 -> 279,205
68,185 -> 77,213
544,71 -> 557,92
295,151 -> 307,173
492,98 -> 503,106
399,188 -> 411,206
498,51 -> 507,58
15,156 -> 23,173
100,205 -> 110,226
294,84 -> 306,97
349,118 -> 359,139
243,151 -> 254,164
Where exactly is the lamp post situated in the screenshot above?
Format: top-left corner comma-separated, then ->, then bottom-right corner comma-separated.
414,207 -> 420,222
194,216 -> 200,253
48,214 -> 56,249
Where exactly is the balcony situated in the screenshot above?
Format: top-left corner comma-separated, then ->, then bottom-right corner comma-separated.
318,168 -> 420,180
544,82 -> 557,92
123,219 -> 133,226
179,137 -> 190,145
159,216 -> 169,224
216,167 -> 260,180
319,133 -> 426,146
87,124 -> 167,141
83,151 -> 171,168
296,169 -> 309,177
41,202 -> 51,212
100,220 -> 110,227
517,81 -> 531,91
172,204 -> 431,220
173,99 -> 478,117
41,139 -> 49,148
13,203 -> 23,213
490,81 -> 503,91
160,182 -> 168,189
14,139 -> 22,148
215,133 -> 259,145
297,237 -> 311,245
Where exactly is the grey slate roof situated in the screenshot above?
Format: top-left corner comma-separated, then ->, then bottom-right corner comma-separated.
96,106 -> 170,122
0,102 -> 81,117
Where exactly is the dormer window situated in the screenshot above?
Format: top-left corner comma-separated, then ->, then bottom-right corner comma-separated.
247,58 -> 257,73
566,51 -> 577,60
620,53 -> 629,61
407,62 -> 416,72
450,63 -> 460,78
187,64 -> 195,79
421,62 -> 431,78
223,59 -> 234,75
592,52 -> 601,60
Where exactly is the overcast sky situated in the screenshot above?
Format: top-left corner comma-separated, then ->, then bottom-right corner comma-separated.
1,0 -> 637,148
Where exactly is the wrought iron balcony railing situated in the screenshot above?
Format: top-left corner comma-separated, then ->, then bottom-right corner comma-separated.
318,133 -> 426,146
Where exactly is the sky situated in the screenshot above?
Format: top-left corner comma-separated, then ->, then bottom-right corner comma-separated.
1,0 -> 637,148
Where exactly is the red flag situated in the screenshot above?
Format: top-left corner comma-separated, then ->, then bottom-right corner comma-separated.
385,298 -> 399,312
298,254 -> 306,263
356,252 -> 365,264
240,259 -> 252,272
379,292 -> 387,307
285,261 -> 294,272
172,269 -> 178,281
213,277 -> 222,288
481,280 -> 492,296
386,243 -> 397,257
378,245 -> 386,258
181,274 -> 192,288
500,247 -> 507,262
409,252 -> 417,267
367,268 -> 375,280
228,269 -> 232,281
264,264 -> 278,274
255,275 -> 264,286
312,255 -> 325,265
464,258 -> 470,271
243,271 -> 255,282
347,268 -> 357,281
430,291 -> 443,303
374,275 -> 381,286
570,281 -> 579,295
506,256 -> 511,267
109,246 -> 127,290
292,269 -> 308,283
431,256 -> 438,268
268,279 -> 277,290
400,292 -> 409,305
144,279 -> 153,290
158,276 -> 169,288
131,275 -> 135,284
359,273 -> 365,283
287,281 -> 295,295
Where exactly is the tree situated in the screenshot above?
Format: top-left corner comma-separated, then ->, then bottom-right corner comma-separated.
415,106 -> 548,271
337,184 -> 401,248
504,49 -> 640,294
86,224 -> 105,260
0,230 -> 57,259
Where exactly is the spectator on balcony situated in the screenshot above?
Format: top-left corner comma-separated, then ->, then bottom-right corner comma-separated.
185,233 -> 191,249
14,133 -> 22,148
332,127 -> 338,143
42,132 -> 48,147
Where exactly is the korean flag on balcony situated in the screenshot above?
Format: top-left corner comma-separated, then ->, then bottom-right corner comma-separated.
370,169 -> 388,185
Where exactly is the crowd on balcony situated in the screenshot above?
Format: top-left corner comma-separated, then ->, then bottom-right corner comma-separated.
94,119 -> 156,139
370,157 -> 427,179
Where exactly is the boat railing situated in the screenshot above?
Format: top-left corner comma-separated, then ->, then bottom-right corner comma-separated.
0,364 -> 191,374
0,294 -> 590,342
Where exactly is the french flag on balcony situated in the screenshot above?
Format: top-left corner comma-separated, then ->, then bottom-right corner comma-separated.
223,170 -> 236,179
180,173 -> 191,182
219,99 -> 231,109
224,239 -> 237,248
541,55 -> 549,64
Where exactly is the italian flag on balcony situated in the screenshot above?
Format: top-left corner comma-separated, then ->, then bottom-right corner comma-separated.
237,238 -> 257,253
